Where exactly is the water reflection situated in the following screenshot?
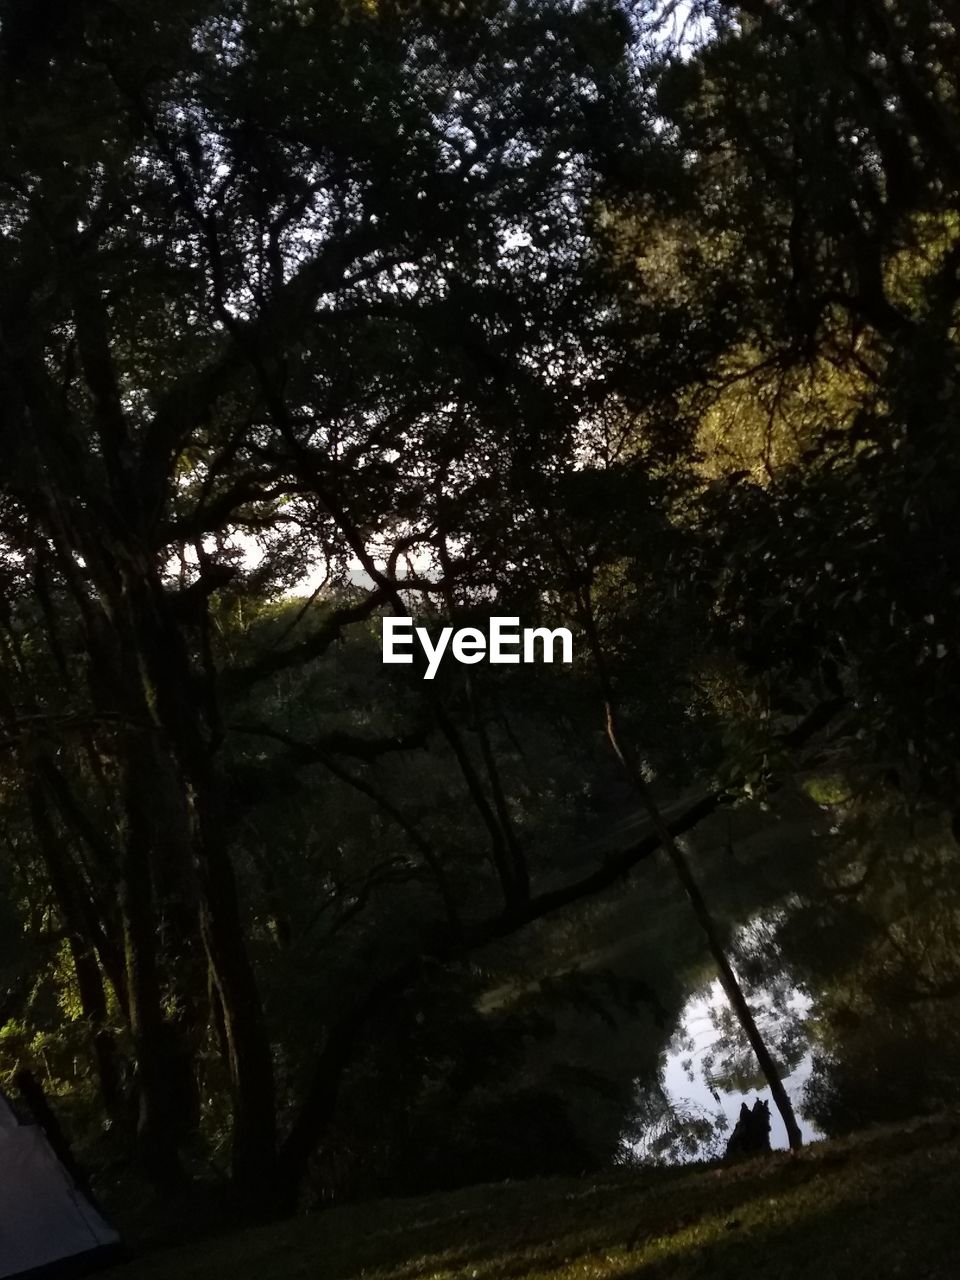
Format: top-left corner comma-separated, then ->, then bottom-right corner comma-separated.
659,977 -> 822,1156
621,803 -> 960,1166
623,944 -> 823,1166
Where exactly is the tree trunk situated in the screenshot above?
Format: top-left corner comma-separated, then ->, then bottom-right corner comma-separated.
69,937 -> 124,1120
573,584 -> 804,1152
603,700 -> 804,1152
276,961 -> 419,1208
121,733 -> 189,1188
192,781 -> 278,1197
120,573 -> 279,1198
467,675 -> 530,903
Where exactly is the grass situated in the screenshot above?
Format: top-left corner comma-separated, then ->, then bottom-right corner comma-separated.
122,1114 -> 960,1280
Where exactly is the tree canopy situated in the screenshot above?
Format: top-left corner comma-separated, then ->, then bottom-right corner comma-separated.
2,0 -> 959,1216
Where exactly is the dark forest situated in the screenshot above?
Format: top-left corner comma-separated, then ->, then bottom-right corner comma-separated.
1,3 -> 959,1276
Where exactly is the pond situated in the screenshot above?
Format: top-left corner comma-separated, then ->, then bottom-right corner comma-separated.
610,800 -> 960,1167
658,976 -> 822,1156
622,907 -> 825,1165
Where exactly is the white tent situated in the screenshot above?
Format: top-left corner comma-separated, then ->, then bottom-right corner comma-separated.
0,1090 -> 122,1280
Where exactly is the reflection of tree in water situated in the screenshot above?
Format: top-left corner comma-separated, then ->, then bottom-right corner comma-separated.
620,1084 -> 727,1167
620,781 -> 960,1164
621,909 -> 814,1165
702,918 -> 810,1096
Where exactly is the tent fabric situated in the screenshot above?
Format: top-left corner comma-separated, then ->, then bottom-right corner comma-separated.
0,1091 -> 122,1280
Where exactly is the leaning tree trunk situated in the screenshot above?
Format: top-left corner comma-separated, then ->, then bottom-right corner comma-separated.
578,595 -> 804,1153
605,705 -> 804,1151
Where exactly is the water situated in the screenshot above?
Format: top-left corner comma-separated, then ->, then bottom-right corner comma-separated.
660,977 -> 822,1156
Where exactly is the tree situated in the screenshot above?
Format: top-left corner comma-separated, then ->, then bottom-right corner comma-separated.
0,0 -> 704,1205
648,1 -> 960,826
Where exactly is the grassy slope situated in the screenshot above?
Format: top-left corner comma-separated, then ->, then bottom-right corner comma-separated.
125,1115 -> 960,1280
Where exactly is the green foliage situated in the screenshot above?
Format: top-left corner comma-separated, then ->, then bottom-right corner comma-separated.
2,0 -> 960,1217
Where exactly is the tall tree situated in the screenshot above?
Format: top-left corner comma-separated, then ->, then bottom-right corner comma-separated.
0,0 -> 686,1203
